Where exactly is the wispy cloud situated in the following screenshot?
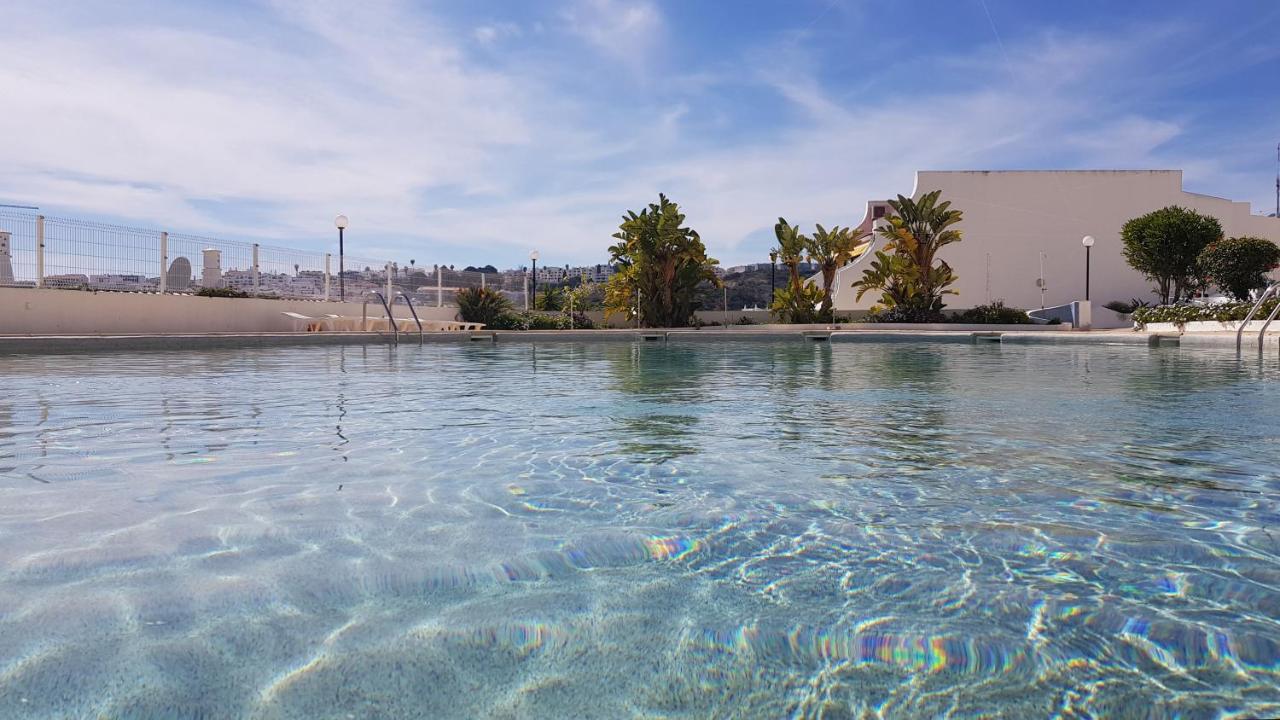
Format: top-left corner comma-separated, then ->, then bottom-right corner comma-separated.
0,1 -> 1274,266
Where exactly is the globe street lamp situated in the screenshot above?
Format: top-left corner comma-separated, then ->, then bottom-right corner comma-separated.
335,214 -> 349,301
1081,235 -> 1095,301
529,249 -> 540,308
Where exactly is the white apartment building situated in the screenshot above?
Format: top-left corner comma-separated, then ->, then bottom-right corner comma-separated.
829,170 -> 1280,312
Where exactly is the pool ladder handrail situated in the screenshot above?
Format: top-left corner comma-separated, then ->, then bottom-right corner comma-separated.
394,290 -> 424,345
361,290 -> 398,346
1236,281 -> 1280,352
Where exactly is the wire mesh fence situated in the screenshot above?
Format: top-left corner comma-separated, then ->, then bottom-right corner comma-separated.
0,210 -> 531,306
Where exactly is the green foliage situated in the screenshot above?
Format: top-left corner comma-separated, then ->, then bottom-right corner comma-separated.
806,223 -> 863,318
565,281 -> 604,311
852,190 -> 962,321
1120,206 -> 1223,304
1132,298 -> 1278,326
770,282 -> 825,323
534,285 -> 565,311
949,301 -> 1032,324
456,286 -> 513,326
1103,298 -> 1152,314
195,287 -> 249,298
1196,236 -> 1280,301
863,305 -> 943,323
605,194 -> 719,327
488,311 -> 593,330
769,217 -> 824,323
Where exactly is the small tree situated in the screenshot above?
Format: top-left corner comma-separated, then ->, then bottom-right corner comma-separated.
1120,206 -> 1222,304
1197,236 -> 1280,301
769,217 -> 820,323
605,194 -> 719,327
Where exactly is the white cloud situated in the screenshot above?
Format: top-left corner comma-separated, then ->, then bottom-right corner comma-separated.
560,0 -> 663,69
474,22 -> 522,45
0,2 -> 1271,269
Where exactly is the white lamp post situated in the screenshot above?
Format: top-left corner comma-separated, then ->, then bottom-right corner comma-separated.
335,214 -> 349,301
1081,235 -> 1095,301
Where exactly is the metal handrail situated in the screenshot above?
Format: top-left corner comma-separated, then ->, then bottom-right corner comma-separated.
362,290 -> 398,346
1257,290 -> 1280,353
395,291 -> 424,345
1236,282 -> 1279,352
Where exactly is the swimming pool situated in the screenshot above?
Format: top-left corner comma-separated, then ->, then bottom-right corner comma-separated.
1,340 -> 1277,718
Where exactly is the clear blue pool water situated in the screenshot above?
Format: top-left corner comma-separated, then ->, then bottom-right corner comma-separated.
1,340 -> 1278,719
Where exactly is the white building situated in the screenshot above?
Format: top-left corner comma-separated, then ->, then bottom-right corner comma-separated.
830,170 -> 1280,312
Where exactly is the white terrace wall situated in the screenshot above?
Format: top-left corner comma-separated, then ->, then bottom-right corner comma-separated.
0,288 -> 460,335
831,170 -> 1280,312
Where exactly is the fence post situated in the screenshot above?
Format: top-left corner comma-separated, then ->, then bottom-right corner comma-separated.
251,243 -> 260,295
324,253 -> 331,301
159,231 -> 168,293
524,274 -> 529,310
437,266 -> 443,307
480,272 -> 485,290
385,263 -> 392,300
35,215 -> 44,288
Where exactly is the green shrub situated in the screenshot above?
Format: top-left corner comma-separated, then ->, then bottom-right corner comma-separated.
949,301 -> 1032,324
488,311 -> 593,330
456,287 -> 513,326
195,287 -> 248,298
1197,236 -> 1280,301
1132,298 -> 1278,326
1103,298 -> 1152,314
864,305 -> 946,323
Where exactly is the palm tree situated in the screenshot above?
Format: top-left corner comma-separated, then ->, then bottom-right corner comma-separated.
606,194 -> 719,327
805,223 -> 863,318
853,190 -> 963,320
772,218 -> 807,291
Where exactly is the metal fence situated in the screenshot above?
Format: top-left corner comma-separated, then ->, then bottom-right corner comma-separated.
0,209 -> 531,306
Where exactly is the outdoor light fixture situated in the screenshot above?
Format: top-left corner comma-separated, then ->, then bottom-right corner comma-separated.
335,214 -> 349,301
769,250 -> 778,305
1081,235 -> 1095,301
529,249 -> 540,303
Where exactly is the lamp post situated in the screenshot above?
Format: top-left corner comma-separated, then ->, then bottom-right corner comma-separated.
335,214 -> 349,301
1081,235 -> 1095,301
769,250 -> 777,306
529,250 -> 539,308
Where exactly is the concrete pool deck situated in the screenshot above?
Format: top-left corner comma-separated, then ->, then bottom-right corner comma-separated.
2,326 -> 1257,353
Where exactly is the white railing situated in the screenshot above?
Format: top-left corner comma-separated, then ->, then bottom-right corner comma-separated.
0,209 -> 528,305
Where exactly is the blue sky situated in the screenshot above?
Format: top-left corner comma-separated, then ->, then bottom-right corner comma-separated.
1,0 -> 1278,269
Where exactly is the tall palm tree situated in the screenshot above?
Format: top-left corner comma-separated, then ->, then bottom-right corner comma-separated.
805,223 -> 863,317
772,217 -> 808,291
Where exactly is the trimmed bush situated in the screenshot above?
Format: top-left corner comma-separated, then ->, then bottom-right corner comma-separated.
488,311 -> 593,330
863,305 -> 946,323
1197,236 -> 1280,301
949,301 -> 1032,324
1132,298 -> 1278,326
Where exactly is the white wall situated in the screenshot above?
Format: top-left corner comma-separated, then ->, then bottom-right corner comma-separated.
831,170 -> 1280,311
0,288 -> 460,335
